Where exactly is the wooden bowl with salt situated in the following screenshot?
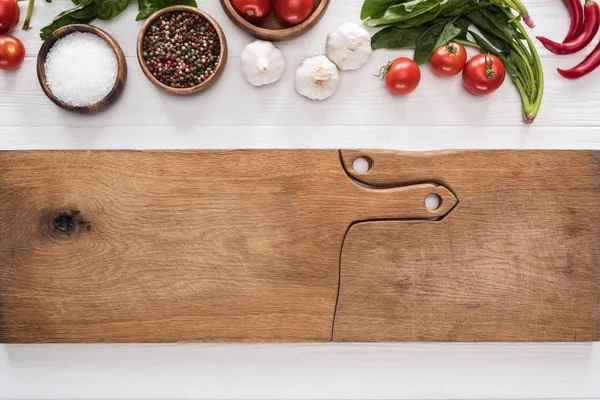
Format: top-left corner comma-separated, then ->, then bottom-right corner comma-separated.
220,0 -> 330,41
37,24 -> 127,113
136,5 -> 228,96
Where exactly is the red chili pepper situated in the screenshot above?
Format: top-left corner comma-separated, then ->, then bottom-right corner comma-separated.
537,1 -> 600,54
564,0 -> 585,42
557,37 -> 600,78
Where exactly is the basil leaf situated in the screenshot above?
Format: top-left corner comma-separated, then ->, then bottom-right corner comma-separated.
361,0 -> 404,20
374,0 -> 441,26
371,25 -> 427,49
40,0 -> 98,39
97,0 -> 131,20
136,0 -> 198,21
413,22 -> 445,64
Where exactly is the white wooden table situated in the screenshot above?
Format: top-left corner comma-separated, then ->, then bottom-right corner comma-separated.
1,1 -> 599,399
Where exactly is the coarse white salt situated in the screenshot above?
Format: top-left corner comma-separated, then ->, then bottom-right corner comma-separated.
44,32 -> 118,107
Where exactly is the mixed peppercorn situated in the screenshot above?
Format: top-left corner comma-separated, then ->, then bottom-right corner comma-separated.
142,11 -> 221,89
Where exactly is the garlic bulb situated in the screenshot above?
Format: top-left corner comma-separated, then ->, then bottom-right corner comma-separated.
241,40 -> 285,87
295,55 -> 340,101
326,22 -> 372,71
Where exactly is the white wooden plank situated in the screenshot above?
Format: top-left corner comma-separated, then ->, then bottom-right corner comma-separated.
1,343 -> 599,400
1,0 -> 600,134
1,125 -> 599,149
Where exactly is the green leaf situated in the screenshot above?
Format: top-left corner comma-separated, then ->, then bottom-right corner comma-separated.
432,16 -> 463,49
374,0 -> 441,26
361,0 -> 404,20
40,0 -> 98,39
136,0 -> 198,21
364,10 -> 387,26
454,16 -> 470,40
413,21 -> 445,64
97,0 -> 131,20
439,0 -> 485,16
371,25 -> 427,49
479,6 -> 519,40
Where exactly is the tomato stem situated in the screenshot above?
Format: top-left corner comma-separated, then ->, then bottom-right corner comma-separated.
446,43 -> 458,54
374,62 -> 392,81
484,54 -> 497,79
22,0 -> 35,31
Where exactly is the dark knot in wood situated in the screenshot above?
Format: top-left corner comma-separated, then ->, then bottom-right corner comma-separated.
54,212 -> 76,232
42,209 -> 91,237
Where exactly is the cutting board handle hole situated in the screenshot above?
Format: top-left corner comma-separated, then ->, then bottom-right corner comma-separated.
425,193 -> 442,211
352,157 -> 372,174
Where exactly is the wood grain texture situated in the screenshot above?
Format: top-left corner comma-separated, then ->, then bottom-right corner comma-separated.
334,150 -> 600,342
219,0 -> 329,42
0,150 -> 454,343
37,25 -> 128,114
136,6 -> 228,95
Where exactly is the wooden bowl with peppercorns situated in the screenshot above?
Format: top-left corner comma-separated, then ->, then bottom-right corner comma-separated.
220,0 -> 330,42
137,5 -> 228,95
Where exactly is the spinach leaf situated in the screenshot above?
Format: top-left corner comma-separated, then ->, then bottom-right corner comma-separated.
413,21 -> 445,64
364,10 -> 388,26
466,9 -> 512,48
137,0 -> 197,21
361,0 -> 404,20
97,0 -> 130,20
371,25 -> 427,49
454,16 -> 470,40
40,0 -> 98,39
412,17 -> 465,64
432,16 -> 463,49
479,7 -> 519,41
438,0 -> 484,16
373,0 -> 441,26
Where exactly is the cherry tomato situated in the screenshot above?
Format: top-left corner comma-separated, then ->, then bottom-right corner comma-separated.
274,0 -> 314,26
0,0 -> 20,34
232,0 -> 273,24
381,57 -> 421,95
0,34 -> 25,70
430,41 -> 467,77
462,53 -> 506,95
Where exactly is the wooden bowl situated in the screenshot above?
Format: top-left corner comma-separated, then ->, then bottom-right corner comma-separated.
137,6 -> 228,96
37,24 -> 127,113
220,0 -> 329,41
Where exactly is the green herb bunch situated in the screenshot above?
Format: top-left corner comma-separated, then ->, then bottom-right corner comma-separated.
363,0 -> 544,123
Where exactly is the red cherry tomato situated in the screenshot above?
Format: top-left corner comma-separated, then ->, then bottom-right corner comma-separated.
430,41 -> 467,77
231,0 -> 273,24
0,34 -> 25,70
0,0 -> 20,34
462,53 -> 506,95
274,0 -> 314,26
381,57 -> 421,95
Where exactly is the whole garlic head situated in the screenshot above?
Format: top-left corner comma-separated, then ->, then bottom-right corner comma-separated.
326,22 -> 372,71
241,40 -> 285,87
295,55 -> 340,101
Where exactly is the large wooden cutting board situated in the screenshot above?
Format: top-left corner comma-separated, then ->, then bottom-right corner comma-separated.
0,150 -> 454,343
334,150 -> 600,342
1,150 -> 599,343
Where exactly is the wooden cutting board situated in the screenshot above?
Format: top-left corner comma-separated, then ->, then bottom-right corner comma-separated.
334,150 -> 600,342
0,150 -> 598,343
0,150 -> 455,343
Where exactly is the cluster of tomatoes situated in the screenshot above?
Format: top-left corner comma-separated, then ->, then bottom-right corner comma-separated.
381,42 -> 507,96
232,0 -> 314,26
0,0 -> 25,71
